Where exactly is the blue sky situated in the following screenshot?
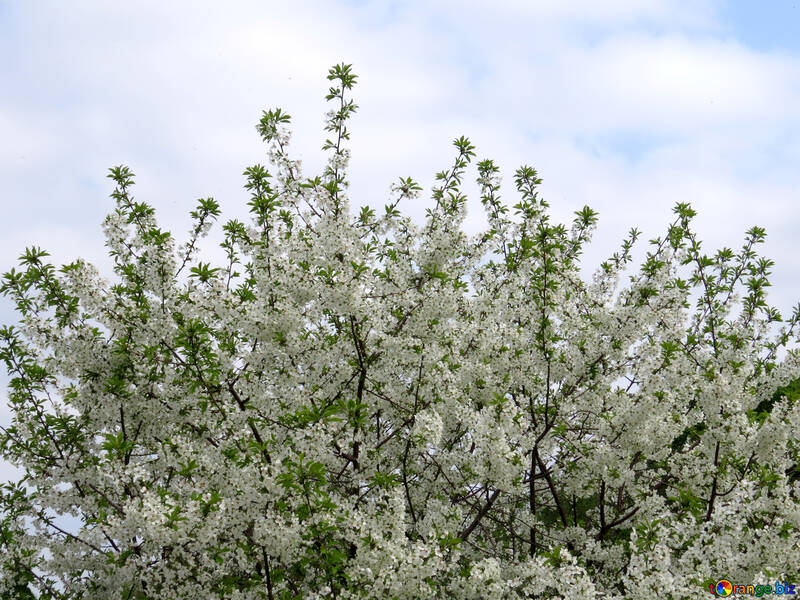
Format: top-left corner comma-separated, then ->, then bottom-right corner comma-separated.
720,1 -> 799,51
1,0 -> 799,480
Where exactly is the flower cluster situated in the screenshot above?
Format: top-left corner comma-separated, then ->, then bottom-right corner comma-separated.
1,64 -> 799,599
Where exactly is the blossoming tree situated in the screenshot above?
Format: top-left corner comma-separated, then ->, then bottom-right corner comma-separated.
1,64 -> 799,599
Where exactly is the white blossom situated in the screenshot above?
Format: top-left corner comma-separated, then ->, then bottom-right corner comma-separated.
1,64 -> 798,599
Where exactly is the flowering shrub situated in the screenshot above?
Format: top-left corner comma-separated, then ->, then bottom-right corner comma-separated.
1,64 -> 799,599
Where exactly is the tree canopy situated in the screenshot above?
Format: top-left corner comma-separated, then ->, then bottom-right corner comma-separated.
1,64 -> 799,599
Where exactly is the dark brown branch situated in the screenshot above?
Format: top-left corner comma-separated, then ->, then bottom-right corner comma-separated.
705,440 -> 720,521
529,451 -> 537,556
534,448 -> 568,528
599,480 -> 606,537
228,381 -> 272,465
459,488 -> 501,542
599,506 -> 640,540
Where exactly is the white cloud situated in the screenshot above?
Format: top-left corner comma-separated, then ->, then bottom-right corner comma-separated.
578,35 -> 800,129
481,0 -> 720,26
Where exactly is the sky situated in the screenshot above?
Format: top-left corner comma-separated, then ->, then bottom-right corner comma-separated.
1,0 -> 799,484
